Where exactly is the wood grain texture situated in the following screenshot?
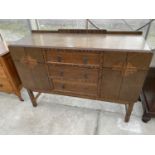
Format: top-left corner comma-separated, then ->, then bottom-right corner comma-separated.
9,31 -> 153,122
0,42 -> 22,100
9,31 -> 150,52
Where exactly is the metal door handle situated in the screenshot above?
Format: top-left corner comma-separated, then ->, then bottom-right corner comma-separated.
83,56 -> 88,64
57,56 -> 62,62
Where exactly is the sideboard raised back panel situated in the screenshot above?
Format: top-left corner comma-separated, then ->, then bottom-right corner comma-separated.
9,31 -> 153,122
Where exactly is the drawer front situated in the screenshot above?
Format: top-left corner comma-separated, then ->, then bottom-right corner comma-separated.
103,52 -> 127,68
0,66 -> 7,78
0,78 -> 12,92
48,65 -> 99,83
45,49 -> 100,66
127,52 -> 153,70
52,80 -> 98,97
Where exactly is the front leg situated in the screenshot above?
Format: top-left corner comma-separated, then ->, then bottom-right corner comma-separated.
27,89 -> 37,107
124,103 -> 134,122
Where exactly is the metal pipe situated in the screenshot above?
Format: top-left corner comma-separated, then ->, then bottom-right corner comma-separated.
145,20 -> 152,40
136,19 -> 154,31
122,19 -> 134,30
85,19 -> 88,29
27,19 -> 32,31
87,19 -> 100,29
35,19 -> 40,30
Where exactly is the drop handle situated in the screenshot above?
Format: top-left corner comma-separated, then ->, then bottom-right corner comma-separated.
83,56 -> 88,64
60,71 -> 64,76
57,56 -> 62,62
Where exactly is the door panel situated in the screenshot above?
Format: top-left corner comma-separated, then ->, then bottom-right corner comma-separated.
9,46 -> 26,61
103,52 -> 127,68
127,52 -> 153,70
119,69 -> 147,102
101,68 -> 122,100
25,47 -> 44,63
14,61 -> 51,91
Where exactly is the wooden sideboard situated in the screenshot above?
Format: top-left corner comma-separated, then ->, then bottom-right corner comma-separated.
0,41 -> 23,100
9,30 -> 152,122
140,68 -> 155,122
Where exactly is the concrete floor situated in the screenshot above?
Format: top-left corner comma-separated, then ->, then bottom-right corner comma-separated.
0,89 -> 155,135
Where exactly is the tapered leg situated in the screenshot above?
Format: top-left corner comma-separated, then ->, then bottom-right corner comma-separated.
125,103 -> 134,122
27,89 -> 37,107
15,92 -> 24,101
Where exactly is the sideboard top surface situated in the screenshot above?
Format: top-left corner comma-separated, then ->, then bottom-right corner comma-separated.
9,32 -> 151,52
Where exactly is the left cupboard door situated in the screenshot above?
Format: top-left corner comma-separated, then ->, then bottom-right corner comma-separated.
14,61 -> 52,91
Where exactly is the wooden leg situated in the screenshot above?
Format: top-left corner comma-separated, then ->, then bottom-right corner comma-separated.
138,96 -> 141,102
27,89 -> 37,107
142,113 -> 151,123
124,103 -> 134,122
15,92 -> 24,101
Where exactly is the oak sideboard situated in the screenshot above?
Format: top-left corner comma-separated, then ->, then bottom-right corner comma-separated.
9,30 -> 153,122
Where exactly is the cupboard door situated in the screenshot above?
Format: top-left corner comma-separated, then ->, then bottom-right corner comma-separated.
103,52 -> 127,68
14,61 -> 51,91
101,68 -> 122,100
119,69 -> 147,102
127,52 -> 153,70
25,47 -> 44,63
9,46 -> 26,61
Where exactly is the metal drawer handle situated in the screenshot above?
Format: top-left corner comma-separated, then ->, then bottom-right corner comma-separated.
61,84 -> 65,89
57,56 -> 62,62
83,56 -> 88,64
60,71 -> 64,76
0,84 -> 3,87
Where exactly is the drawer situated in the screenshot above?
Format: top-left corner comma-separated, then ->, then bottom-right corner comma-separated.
52,80 -> 98,97
127,52 -> 153,70
45,49 -> 100,66
48,65 -> 99,83
0,66 -> 7,78
103,52 -> 127,68
0,78 -> 12,92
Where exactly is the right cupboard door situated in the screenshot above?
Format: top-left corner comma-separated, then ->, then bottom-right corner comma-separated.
119,69 -> 147,102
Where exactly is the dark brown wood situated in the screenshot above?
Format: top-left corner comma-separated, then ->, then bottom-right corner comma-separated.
9,30 -> 153,122
0,41 -> 23,101
58,29 -> 107,34
27,89 -> 37,107
140,67 -> 155,123
101,68 -> 123,100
